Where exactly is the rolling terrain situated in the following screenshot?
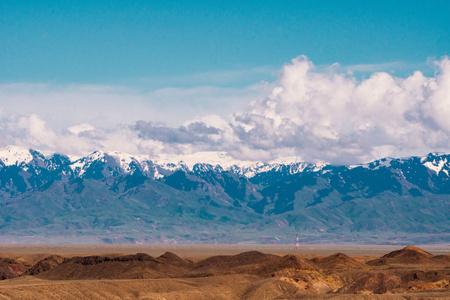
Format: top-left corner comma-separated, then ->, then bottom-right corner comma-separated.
0,246 -> 448,299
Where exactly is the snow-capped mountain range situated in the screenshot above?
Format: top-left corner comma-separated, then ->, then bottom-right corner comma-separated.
0,145 -> 448,244
1,145 -> 449,179
0,145 -> 319,179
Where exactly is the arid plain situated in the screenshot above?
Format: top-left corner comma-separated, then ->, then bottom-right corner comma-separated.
0,244 -> 448,299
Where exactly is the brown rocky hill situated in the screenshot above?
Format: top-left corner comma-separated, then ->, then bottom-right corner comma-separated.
0,258 -> 28,279
433,254 -> 450,264
311,252 -> 365,270
337,272 -> 403,294
256,254 -> 318,276
157,252 -> 193,268
5,246 -> 449,298
383,246 -> 434,259
192,251 -> 279,274
367,245 -> 435,265
25,254 -> 65,276
34,253 -> 189,280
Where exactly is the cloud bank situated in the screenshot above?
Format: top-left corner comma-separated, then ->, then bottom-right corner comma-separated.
0,56 -> 449,164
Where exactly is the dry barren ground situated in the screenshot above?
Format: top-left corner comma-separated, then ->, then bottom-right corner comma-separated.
0,245 -> 447,299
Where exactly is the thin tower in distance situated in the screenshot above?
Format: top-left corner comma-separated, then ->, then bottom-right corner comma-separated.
295,233 -> 300,249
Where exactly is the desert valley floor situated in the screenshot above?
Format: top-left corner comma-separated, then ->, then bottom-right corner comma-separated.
0,244 -> 448,299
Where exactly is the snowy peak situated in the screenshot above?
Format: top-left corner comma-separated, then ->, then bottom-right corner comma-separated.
364,157 -> 394,170
228,161 -> 314,177
421,153 -> 450,176
346,153 -> 450,177
69,150 -> 106,176
106,151 -> 149,171
2,145 -> 450,179
0,146 -> 33,166
0,147 -> 320,178
154,152 -> 315,178
154,151 -> 253,172
69,150 -> 154,177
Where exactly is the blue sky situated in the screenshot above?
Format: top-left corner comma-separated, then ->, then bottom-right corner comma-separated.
1,0 -> 448,85
0,1 -> 449,164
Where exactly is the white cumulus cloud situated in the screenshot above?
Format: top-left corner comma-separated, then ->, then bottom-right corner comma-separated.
67,123 -> 95,135
0,56 -> 449,164
229,56 -> 450,163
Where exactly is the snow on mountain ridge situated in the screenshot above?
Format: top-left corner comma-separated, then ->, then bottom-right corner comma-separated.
62,150 -> 317,178
415,152 -> 450,176
346,153 -> 450,177
423,157 -> 449,175
2,146 -> 450,178
153,152 -> 317,177
69,150 -> 106,176
105,151 -> 151,173
68,150 -> 153,176
154,151 -> 255,170
0,146 -> 33,166
349,157 -> 394,170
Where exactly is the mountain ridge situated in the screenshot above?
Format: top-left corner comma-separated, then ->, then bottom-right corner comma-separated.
0,146 -> 448,244
2,146 -> 450,179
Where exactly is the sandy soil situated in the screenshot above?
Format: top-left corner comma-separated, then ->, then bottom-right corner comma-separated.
0,276 -> 448,300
